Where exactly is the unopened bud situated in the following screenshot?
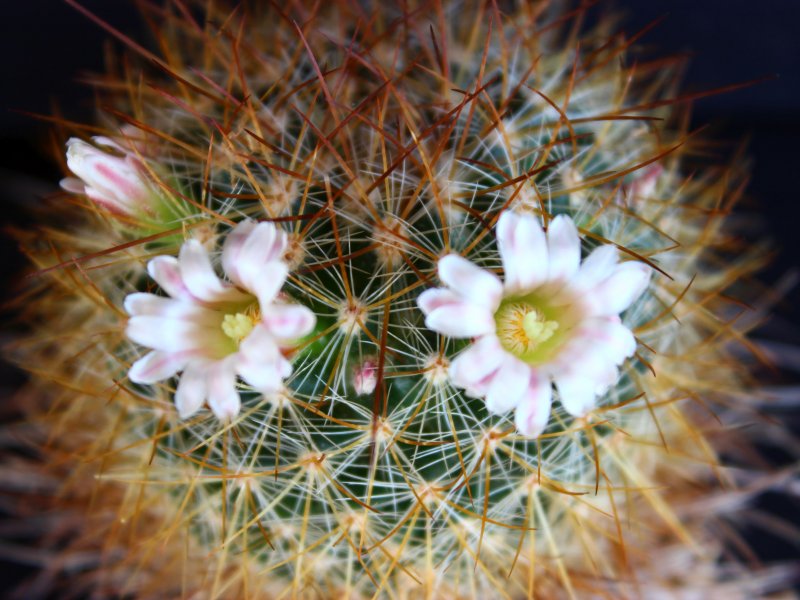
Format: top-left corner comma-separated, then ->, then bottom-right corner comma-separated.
61,137 -> 155,216
353,357 -> 379,396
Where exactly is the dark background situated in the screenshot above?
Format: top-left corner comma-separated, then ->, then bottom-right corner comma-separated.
0,0 -> 797,593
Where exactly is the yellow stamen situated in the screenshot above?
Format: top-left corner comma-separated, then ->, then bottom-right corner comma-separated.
222,312 -> 255,342
496,302 -> 559,357
522,311 -> 559,345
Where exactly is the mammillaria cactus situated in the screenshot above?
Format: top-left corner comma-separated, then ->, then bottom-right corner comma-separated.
4,1 -> 797,598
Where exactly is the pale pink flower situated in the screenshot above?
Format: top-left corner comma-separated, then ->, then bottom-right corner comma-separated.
417,211 -> 650,437
125,220 -> 316,420
60,137 -> 153,215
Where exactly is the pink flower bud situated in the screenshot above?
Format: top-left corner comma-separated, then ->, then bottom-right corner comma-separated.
623,164 -> 663,205
352,358 -> 379,396
60,137 -> 154,216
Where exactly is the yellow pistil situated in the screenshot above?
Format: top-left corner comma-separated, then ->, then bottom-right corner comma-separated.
522,311 -> 559,345
221,312 -> 255,343
496,302 -> 559,358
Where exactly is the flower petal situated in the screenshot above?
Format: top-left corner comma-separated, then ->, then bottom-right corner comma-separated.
514,375 -> 553,437
237,325 -> 288,392
238,359 -> 285,393
242,221 -> 288,264
222,219 -> 258,287
179,239 -> 251,304
124,292 -> 219,322
239,324 -> 278,364
425,302 -> 495,338
206,358 -> 241,420
485,355 -> 530,415
546,215 -> 581,282
449,335 -> 506,390
555,371 -> 602,417
496,210 -> 548,292
586,261 -> 651,316
129,350 -> 190,384
127,315 -> 226,353
571,244 -> 618,292
241,260 -> 290,309
278,355 -> 292,378
417,288 -> 460,316
147,256 -> 193,302
262,303 -> 316,340
174,362 -> 208,419
226,221 -> 288,289
437,254 -> 502,310
578,317 -> 637,366
59,177 -> 86,195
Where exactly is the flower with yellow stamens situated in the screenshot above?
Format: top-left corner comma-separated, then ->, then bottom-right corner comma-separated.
417,210 -> 650,437
125,219 -> 315,420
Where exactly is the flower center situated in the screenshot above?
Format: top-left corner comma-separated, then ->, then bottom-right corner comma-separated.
495,302 -> 559,358
522,310 -> 559,344
221,312 -> 255,343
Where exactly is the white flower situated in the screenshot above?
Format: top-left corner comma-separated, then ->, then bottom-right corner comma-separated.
61,137 -> 153,215
417,211 -> 650,437
125,220 -> 316,420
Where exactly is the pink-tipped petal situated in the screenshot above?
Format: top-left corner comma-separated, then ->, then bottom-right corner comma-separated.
425,303 -> 495,338
124,293 -> 218,322
179,240 -> 250,304
127,315 -> 226,353
514,375 -> 553,437
230,221 -> 288,288
221,219 -> 258,287
147,256 -> 193,302
91,158 -> 148,204
84,186 -> 130,215
124,292 -> 159,316
206,359 -> 241,420
485,355 -> 530,415
587,261 -> 651,316
129,350 -> 190,384
546,215 -> 581,282
496,210 -> 548,292
174,363 -> 208,419
417,288 -> 460,316
449,335 -> 506,390
247,221 -> 288,263
263,303 -> 316,340
437,254 -> 502,310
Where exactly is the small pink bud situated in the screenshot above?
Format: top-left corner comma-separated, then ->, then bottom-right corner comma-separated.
352,358 -> 379,396
623,164 -> 663,205
60,137 -> 154,216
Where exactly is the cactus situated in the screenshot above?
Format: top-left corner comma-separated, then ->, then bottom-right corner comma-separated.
5,1 -> 796,598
